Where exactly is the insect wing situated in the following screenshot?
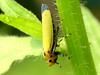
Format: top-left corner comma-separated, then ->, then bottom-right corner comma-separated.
41,4 -> 53,52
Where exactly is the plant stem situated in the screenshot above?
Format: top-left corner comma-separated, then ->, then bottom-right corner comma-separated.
57,0 -> 97,75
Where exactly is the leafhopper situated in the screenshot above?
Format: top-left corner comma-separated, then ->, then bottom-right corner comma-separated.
41,4 -> 60,66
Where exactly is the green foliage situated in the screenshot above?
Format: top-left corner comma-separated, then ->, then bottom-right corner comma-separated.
0,0 -> 99,75
0,14 -> 42,40
57,0 -> 97,75
0,0 -> 42,40
81,6 -> 100,75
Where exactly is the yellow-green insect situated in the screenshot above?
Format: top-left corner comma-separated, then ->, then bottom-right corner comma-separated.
41,4 -> 59,66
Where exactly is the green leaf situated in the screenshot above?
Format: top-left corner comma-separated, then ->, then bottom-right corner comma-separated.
0,14 -> 42,40
0,36 -> 42,74
0,0 -> 40,22
0,0 -> 42,40
57,0 -> 97,75
0,36 -> 73,75
81,6 -> 100,75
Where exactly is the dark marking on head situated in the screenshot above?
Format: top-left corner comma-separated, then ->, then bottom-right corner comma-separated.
47,51 -> 51,53
50,55 -> 53,57
49,60 -> 52,62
